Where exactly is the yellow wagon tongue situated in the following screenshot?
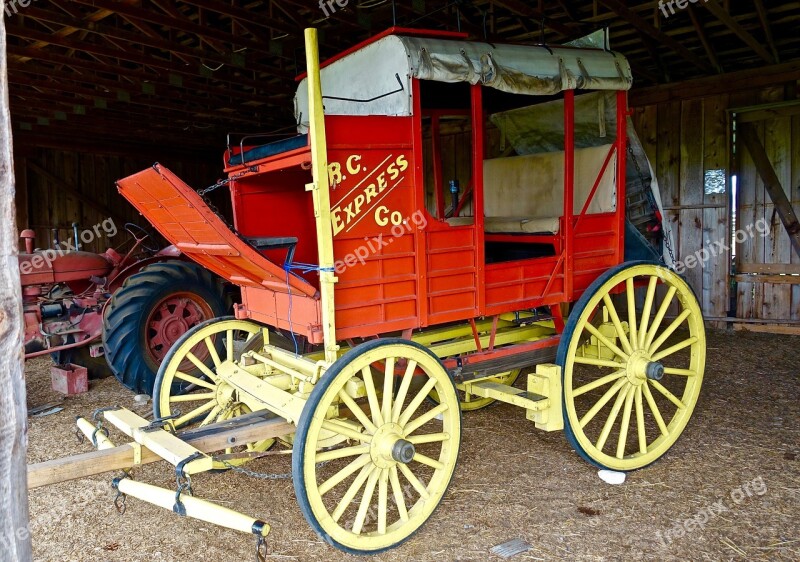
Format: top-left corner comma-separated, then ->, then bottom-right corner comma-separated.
116,163 -> 317,298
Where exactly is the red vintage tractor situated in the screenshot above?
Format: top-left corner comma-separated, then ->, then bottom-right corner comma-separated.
20,223 -> 229,394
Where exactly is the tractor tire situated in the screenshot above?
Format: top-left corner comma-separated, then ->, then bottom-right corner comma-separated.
103,261 -> 227,395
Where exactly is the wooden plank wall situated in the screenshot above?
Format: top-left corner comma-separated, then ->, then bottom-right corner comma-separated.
632,81 -> 800,325
632,95 -> 731,324
14,148 -> 218,255
733,86 -> 800,322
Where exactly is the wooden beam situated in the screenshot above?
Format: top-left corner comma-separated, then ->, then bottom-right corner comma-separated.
703,0 -> 775,65
0,7 -> 32,557
733,323 -> 800,336
630,60 -> 800,105
738,263 -> 800,275
597,0 -> 714,74
753,0 -> 780,63
733,100 -> 800,123
688,6 -> 722,73
734,274 -> 800,285
28,413 -> 294,489
739,123 -> 800,258
19,5 -> 291,79
490,0 -> 577,37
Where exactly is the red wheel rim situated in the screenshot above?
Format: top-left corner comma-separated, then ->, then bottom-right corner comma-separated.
145,292 -> 215,367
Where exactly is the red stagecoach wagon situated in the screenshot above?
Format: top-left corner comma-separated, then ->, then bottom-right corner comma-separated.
74,28 -> 704,555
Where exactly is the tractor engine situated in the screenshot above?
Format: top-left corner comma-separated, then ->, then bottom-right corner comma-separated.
19,229 -> 120,359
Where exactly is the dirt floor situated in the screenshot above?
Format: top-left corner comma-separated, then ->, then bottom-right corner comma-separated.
23,329 -> 799,562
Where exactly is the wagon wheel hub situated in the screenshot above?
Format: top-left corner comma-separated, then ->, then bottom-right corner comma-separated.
625,350 -> 662,385
369,423 -> 413,469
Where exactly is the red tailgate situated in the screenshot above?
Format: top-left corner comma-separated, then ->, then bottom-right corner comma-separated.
116,164 -> 317,298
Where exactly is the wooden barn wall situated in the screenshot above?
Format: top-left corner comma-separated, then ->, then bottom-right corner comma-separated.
631,82 -> 800,325
732,87 -> 800,324
14,149 -> 218,255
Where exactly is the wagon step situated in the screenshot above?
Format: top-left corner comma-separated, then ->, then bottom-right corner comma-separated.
463,364 -> 564,431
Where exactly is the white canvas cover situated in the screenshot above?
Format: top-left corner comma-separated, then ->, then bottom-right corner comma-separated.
295,34 -> 633,130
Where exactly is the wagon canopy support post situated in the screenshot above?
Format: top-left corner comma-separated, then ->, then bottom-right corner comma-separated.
0,5 -> 32,558
304,27 -> 339,364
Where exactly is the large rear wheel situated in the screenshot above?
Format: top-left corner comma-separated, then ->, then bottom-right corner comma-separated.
103,261 -> 227,395
558,261 -> 705,471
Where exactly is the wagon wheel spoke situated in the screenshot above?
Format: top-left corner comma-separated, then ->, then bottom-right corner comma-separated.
389,465 -> 409,522
602,294 -> 633,355
361,366 -> 384,427
579,377 -> 628,428
337,390 -> 377,434
648,309 -> 692,356
319,455 -> 372,496
173,370 -> 215,390
377,468 -> 389,535
643,286 -> 677,350
381,357 -> 395,421
573,370 -> 625,398
332,464 -> 375,523
625,278 -> 638,351
204,336 -> 221,368
634,386 -> 647,455
352,467 -> 380,534
391,360 -> 417,423
615,385 -> 637,459
637,276 -> 658,350
168,391 -> 215,403
594,383 -> 630,451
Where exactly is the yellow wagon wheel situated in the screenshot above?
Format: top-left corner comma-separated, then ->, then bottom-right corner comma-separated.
153,316 -> 277,469
293,339 -> 461,554
558,262 -> 705,471
429,369 -> 521,411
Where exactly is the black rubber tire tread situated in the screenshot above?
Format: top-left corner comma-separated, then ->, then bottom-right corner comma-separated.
103,261 -> 227,395
292,338 -> 462,555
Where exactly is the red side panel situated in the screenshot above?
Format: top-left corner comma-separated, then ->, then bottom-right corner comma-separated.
116,164 -> 317,299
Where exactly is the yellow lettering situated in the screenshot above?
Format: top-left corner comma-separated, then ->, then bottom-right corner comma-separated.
395,154 -> 409,172
353,193 -> 365,215
346,154 -> 362,175
331,207 -> 345,236
364,183 -> 378,204
376,172 -> 388,191
375,206 -> 390,227
328,161 -> 342,185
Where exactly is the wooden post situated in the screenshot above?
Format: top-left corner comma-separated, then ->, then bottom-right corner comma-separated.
0,5 -> 33,561
739,122 -> 800,259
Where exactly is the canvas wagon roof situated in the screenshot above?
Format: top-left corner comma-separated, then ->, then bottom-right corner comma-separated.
295,28 -> 633,127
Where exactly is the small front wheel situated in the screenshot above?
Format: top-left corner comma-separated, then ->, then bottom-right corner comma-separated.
293,339 -> 461,554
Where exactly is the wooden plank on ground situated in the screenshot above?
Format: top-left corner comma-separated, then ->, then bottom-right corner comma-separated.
733,323 -> 800,335
27,413 -> 294,489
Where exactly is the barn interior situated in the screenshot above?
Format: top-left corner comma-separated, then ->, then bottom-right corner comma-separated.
3,1 -> 799,561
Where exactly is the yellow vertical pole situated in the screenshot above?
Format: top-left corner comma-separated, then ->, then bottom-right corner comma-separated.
304,28 -> 339,365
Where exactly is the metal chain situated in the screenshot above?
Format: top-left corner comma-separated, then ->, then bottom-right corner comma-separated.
197,167 -> 258,196
218,457 -> 331,480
